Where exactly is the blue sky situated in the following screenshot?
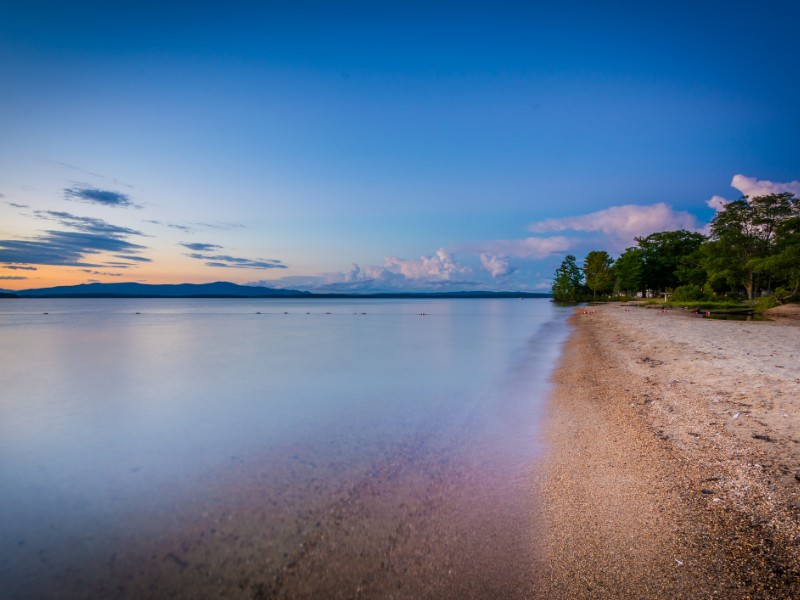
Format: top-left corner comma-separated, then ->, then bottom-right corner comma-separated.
1,1 -> 799,291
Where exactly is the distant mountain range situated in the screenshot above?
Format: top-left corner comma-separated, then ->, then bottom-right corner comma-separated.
1,281 -> 551,299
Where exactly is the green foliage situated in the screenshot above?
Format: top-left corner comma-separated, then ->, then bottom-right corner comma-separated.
612,247 -> 643,296
708,193 -> 799,301
551,254 -> 584,302
753,296 -> 779,312
583,250 -> 614,298
671,284 -> 708,302
634,230 -> 707,293
549,193 -> 799,305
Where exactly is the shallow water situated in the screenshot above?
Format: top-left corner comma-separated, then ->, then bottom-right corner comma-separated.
0,298 -> 570,598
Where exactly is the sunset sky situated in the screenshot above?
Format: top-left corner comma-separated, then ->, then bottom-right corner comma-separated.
1,1 -> 799,292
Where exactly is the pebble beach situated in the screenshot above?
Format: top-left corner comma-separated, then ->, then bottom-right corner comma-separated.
531,303 -> 800,598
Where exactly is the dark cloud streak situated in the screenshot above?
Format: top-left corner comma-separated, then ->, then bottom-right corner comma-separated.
181,242 -> 222,251
186,252 -> 287,270
64,186 -> 135,207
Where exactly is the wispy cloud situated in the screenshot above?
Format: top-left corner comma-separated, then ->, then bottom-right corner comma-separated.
187,252 -> 287,270
474,236 -> 573,260
53,161 -> 134,189
113,254 -> 152,262
707,174 -> 800,211
181,242 -> 223,252
36,211 -> 144,236
0,231 -> 147,267
0,275 -> 27,280
195,221 -> 245,231
80,269 -> 124,277
64,185 -> 136,208
1,212 -> 148,267
145,219 -> 195,233
4,265 -> 37,270
6,201 -> 29,208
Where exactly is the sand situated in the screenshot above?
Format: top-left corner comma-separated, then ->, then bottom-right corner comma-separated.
531,304 -> 800,598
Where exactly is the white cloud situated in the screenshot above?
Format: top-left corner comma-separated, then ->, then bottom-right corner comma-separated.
526,203 -> 699,252
732,174 -> 800,198
706,195 -> 730,211
529,203 -> 698,236
477,236 -> 573,260
480,253 -> 515,278
252,249 -> 479,292
708,174 -> 800,211
383,248 -> 469,280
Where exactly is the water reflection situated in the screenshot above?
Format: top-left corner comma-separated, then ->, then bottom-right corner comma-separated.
0,298 -> 570,598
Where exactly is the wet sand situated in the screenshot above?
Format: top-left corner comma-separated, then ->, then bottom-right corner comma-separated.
531,304 -> 800,598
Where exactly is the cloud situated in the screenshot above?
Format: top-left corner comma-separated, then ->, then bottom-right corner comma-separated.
708,174 -> 800,211
0,275 -> 27,280
195,221 -> 246,231
480,253 -> 515,278
475,236 -> 573,260
1,212 -> 148,267
383,249 -> 470,280
36,211 -> 144,236
81,269 -> 123,277
186,252 -> 287,270
706,195 -> 730,211
253,250 -> 481,293
181,242 -> 223,252
526,203 -> 700,252
114,254 -> 152,262
6,202 -> 29,208
0,231 -> 147,267
4,265 -> 37,270
64,186 -> 136,207
54,161 -> 134,189
145,219 -> 195,233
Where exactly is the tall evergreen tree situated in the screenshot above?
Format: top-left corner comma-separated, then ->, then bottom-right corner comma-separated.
551,255 -> 583,302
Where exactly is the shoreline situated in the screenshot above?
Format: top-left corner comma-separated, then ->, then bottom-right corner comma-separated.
530,304 -> 800,597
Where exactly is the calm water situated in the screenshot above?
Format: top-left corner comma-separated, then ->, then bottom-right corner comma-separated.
0,298 -> 570,598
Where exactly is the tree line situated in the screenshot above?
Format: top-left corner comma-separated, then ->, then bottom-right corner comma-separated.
551,193 -> 800,303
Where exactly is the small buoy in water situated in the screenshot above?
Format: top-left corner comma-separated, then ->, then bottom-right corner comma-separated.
255,311 -> 261,314
43,312 -> 48,315
135,312 -> 141,315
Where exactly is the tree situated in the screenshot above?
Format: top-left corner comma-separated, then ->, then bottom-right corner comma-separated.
612,247 -> 644,296
708,193 -> 798,301
754,214 -> 800,301
583,250 -> 614,298
634,230 -> 707,294
551,255 -> 584,302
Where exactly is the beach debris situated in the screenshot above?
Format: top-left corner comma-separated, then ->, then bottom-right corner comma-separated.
752,433 -> 776,442
165,552 -> 189,569
701,489 -> 714,495
675,559 -> 684,566
733,411 -> 741,419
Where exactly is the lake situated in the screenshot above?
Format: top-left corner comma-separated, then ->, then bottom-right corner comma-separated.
0,298 -> 570,599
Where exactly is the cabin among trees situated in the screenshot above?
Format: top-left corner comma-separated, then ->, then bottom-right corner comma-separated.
551,193 -> 800,304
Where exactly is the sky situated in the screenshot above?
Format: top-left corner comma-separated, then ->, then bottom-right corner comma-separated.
1,1 -> 799,292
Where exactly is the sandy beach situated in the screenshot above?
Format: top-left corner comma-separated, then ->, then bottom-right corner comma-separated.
531,303 -> 800,598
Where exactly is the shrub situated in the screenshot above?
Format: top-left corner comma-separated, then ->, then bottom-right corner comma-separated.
672,284 -> 707,302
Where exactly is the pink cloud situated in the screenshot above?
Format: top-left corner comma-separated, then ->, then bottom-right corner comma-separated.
707,174 -> 800,211
527,203 -> 699,252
